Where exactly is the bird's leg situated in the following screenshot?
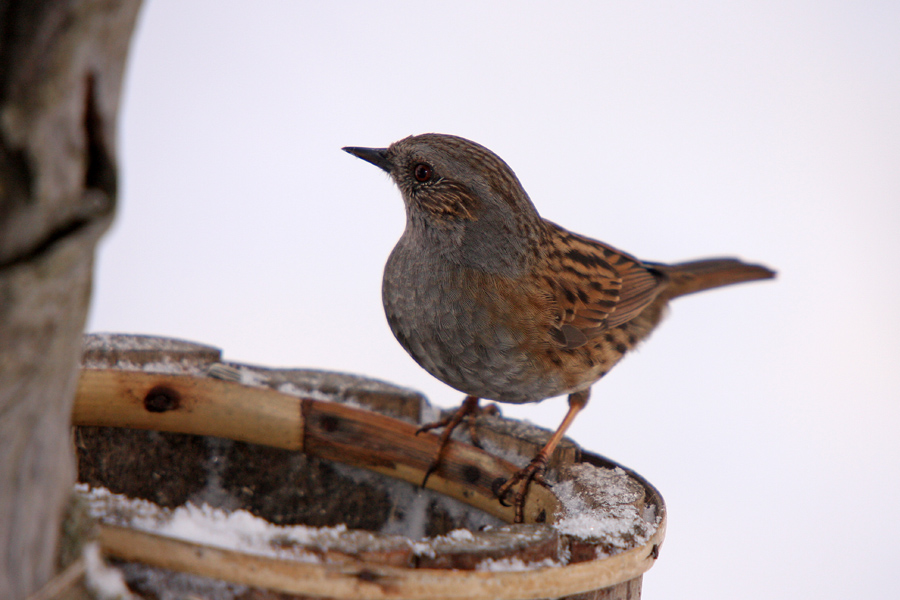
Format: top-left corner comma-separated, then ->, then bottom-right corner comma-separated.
417,395 -> 481,486
464,401 -> 500,449
495,389 -> 590,523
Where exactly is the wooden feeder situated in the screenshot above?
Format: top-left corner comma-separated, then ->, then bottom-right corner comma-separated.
72,334 -> 666,600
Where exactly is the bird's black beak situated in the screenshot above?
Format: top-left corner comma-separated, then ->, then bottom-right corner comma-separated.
342,146 -> 392,173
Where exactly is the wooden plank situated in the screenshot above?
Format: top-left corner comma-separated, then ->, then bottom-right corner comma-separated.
73,370 -> 304,451
303,400 -> 559,524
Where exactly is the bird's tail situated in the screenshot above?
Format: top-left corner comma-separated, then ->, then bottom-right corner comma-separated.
658,258 -> 776,299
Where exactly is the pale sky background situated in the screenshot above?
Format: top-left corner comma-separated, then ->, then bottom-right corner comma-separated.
87,2 -> 900,598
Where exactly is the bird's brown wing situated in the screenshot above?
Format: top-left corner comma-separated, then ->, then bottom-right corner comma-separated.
543,223 -> 668,349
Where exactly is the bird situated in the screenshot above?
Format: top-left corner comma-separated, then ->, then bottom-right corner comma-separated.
343,133 -> 775,522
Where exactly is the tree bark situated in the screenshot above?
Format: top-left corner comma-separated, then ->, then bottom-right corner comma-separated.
0,2 -> 141,598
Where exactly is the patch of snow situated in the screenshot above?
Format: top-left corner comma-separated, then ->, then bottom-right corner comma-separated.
444,528 -> 476,542
476,556 -> 561,572
275,380 -> 344,403
237,367 -> 269,387
83,542 -> 135,600
78,484 -> 339,563
140,358 -> 198,375
552,463 -> 659,557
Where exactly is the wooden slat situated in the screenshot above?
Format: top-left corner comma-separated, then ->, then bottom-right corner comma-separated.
98,524 -> 664,600
303,400 -> 559,523
73,370 -> 304,451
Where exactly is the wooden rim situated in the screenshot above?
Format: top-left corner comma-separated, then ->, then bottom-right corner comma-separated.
97,524 -> 664,600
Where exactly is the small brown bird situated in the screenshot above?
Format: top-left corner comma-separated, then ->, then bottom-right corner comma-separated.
344,134 -> 774,521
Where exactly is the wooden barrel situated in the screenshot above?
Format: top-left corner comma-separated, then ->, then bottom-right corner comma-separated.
72,334 -> 665,600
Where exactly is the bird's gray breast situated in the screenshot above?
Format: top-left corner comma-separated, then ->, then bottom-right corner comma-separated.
381,235 -> 561,403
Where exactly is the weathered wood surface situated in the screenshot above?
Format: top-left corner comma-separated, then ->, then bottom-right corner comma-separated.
0,3 -> 141,599
73,334 -> 665,599
73,368 -> 559,524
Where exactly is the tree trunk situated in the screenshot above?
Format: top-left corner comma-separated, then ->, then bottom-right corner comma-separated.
0,2 -> 141,598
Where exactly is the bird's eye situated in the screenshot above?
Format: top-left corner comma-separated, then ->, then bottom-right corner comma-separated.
413,163 -> 433,182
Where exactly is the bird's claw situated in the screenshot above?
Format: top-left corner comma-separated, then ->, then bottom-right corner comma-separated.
493,459 -> 551,522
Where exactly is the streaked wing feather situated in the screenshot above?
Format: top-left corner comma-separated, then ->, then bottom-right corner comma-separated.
544,223 -> 667,347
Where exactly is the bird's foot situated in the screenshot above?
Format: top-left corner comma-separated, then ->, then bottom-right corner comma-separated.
417,396 -> 500,486
494,455 -> 553,523
417,398 -> 499,447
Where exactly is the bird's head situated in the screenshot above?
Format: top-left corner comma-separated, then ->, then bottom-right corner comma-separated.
344,133 -> 544,275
